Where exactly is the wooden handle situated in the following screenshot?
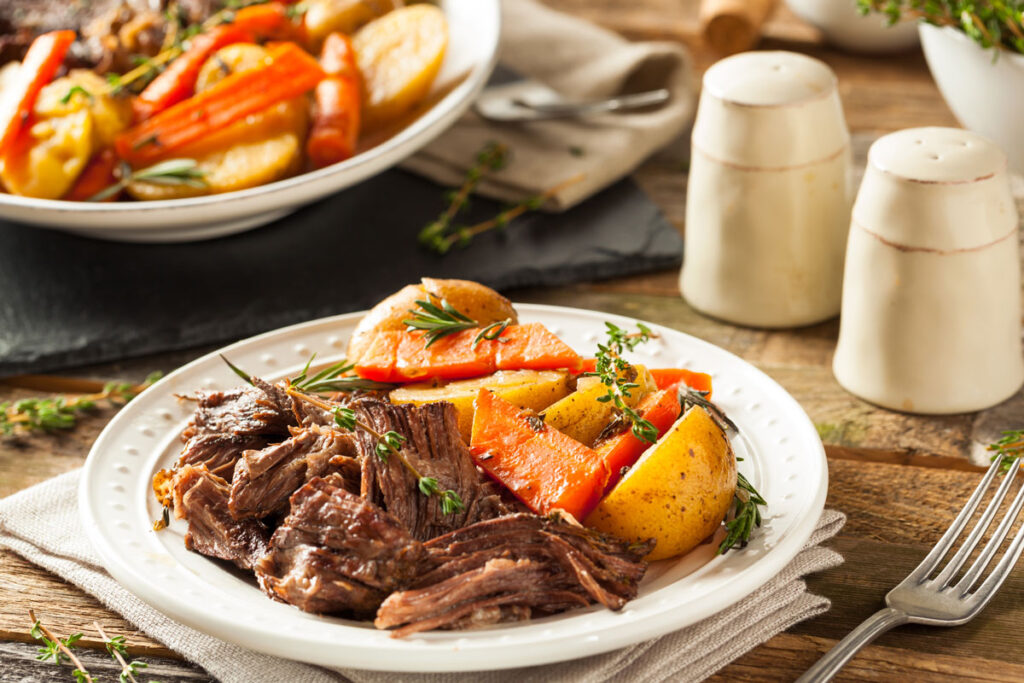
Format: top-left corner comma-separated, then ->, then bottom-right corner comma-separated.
699,0 -> 778,55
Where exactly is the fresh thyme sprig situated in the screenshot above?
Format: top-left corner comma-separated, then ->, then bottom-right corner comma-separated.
29,610 -> 92,682
402,298 -> 512,349
287,388 -> 466,515
585,322 -> 658,444
0,372 -> 162,436
96,622 -> 149,683
988,429 -> 1024,471
60,85 -> 94,105
87,159 -> 207,202
421,174 -> 585,255
718,468 -> 767,554
857,0 -> 1024,54
289,355 -> 398,393
418,141 -> 508,249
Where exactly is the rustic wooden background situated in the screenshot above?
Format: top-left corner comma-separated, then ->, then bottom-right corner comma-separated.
2,0 -> 1023,681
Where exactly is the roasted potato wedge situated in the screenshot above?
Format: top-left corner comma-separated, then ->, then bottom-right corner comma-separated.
391,370 -> 571,442
348,278 -> 518,363
544,365 -> 656,447
585,406 -> 737,561
305,0 -> 400,49
353,4 -> 448,129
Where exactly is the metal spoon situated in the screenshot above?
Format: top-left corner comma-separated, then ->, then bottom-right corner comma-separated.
475,88 -> 671,123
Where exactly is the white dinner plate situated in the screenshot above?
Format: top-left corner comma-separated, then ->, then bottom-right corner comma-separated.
80,304 -> 828,672
0,0 -> 499,243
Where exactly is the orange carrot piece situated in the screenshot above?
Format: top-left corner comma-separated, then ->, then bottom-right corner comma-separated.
595,387 -> 681,492
354,324 -> 582,383
232,2 -> 304,42
133,25 -> 253,121
64,148 -> 121,202
649,368 -> 712,397
307,32 -> 361,168
0,30 -> 75,158
115,42 -> 325,166
470,389 -> 609,520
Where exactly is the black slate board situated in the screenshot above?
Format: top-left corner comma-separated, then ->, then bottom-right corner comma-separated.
0,170 -> 681,376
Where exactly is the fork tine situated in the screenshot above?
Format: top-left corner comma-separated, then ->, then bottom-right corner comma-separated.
906,457 -> 1003,582
956,464 -> 1024,596
933,459 -> 1021,588
965,489 -> 1024,609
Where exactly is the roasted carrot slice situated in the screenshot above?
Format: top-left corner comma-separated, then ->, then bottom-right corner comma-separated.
133,25 -> 253,121
470,389 -> 609,520
116,42 -> 325,166
355,324 -> 582,383
595,387 -> 681,492
307,32 -> 361,168
649,368 -> 712,397
64,148 -> 121,202
232,2 -> 305,42
0,30 -> 75,158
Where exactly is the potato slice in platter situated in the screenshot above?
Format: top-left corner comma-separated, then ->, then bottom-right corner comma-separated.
391,369 -> 571,442
585,405 -> 738,561
353,4 -> 448,130
544,365 -> 657,447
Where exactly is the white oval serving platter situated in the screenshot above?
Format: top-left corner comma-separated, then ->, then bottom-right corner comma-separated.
0,0 -> 499,243
80,304 -> 827,672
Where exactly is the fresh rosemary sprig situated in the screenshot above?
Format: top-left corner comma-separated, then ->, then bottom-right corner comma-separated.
87,159 -> 207,202
402,298 -> 512,349
988,429 -> 1024,471
421,174 -> 584,255
29,610 -> 91,682
857,0 -> 1024,54
289,355 -> 398,393
718,467 -> 767,554
418,141 -> 508,249
287,388 -> 466,515
0,372 -> 162,436
586,322 -> 658,444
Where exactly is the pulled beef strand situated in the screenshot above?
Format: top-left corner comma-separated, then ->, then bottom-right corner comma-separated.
171,464 -> 270,571
180,381 -> 295,442
355,400 -> 509,541
176,433 -> 265,482
375,514 -> 653,637
254,477 -> 424,617
229,424 -> 358,520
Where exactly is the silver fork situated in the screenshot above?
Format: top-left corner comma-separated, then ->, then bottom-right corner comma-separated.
797,456 -> 1024,682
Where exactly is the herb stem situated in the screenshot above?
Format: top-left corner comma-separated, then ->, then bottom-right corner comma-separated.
28,610 -> 92,683
94,622 -> 137,683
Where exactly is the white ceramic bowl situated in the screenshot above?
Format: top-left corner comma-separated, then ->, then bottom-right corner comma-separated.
920,23 -> 1024,172
0,0 -> 499,243
785,0 -> 919,53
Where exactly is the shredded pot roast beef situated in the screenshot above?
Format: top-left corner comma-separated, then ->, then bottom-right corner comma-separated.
158,374 -> 653,635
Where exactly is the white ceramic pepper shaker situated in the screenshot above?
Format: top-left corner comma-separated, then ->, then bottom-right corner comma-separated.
833,127 -> 1023,414
681,51 -> 853,328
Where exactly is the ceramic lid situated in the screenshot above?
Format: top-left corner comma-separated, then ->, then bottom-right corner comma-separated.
702,51 -> 836,107
869,127 -> 1006,183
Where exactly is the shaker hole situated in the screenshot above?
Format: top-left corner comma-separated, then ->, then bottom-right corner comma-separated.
929,154 -> 941,161
914,139 -> 923,145
772,64 -> 782,71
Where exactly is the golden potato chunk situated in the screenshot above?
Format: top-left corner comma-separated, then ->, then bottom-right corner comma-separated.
304,0 -> 400,49
545,365 -> 656,447
585,406 -> 738,561
353,4 -> 448,129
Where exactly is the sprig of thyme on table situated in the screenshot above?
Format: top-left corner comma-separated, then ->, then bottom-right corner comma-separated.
29,611 -> 161,682
286,388 -> 466,515
585,322 -> 659,444
0,372 -> 162,436
402,298 -> 512,349
88,159 -> 207,202
989,429 -> 1024,471
857,0 -> 1024,54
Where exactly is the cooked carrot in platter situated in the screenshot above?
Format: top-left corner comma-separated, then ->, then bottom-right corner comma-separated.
232,2 -> 306,42
116,43 -> 325,166
0,30 -> 75,158
470,388 -> 609,520
307,32 -> 361,168
133,25 -> 254,122
64,148 -> 121,202
595,387 -> 681,493
649,368 -> 713,396
355,323 -> 582,383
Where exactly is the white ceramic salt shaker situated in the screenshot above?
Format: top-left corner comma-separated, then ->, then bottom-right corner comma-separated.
681,51 -> 853,328
833,127 -> 1023,414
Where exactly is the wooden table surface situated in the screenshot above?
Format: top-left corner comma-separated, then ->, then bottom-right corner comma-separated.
3,2 -> 1023,681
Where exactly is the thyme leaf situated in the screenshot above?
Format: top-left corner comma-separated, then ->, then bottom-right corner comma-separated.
584,322 -> 658,444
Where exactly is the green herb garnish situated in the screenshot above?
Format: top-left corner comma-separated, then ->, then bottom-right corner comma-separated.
718,468 -> 767,554
402,298 -> 511,349
989,429 -> 1024,471
585,322 -> 658,444
290,356 -> 397,393
87,159 -> 207,202
857,0 -> 1024,54
60,85 -> 93,105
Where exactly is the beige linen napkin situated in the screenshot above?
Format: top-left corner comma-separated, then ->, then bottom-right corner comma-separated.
401,0 -> 697,210
0,469 -> 844,683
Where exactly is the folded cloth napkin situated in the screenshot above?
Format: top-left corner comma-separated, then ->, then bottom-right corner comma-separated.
0,469 -> 844,683
401,0 -> 697,210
